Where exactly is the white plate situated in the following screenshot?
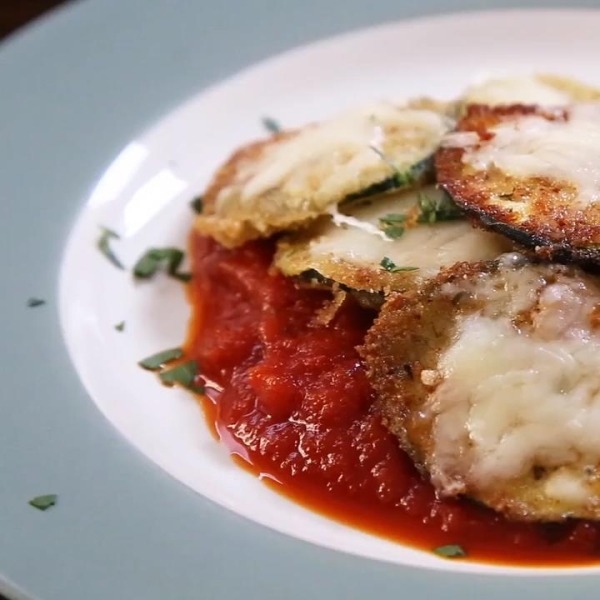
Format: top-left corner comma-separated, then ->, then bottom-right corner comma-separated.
60,8 -> 600,577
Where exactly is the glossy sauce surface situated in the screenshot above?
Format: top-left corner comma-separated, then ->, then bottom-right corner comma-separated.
186,233 -> 600,566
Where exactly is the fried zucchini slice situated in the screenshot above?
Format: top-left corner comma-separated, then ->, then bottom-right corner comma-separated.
361,256 -> 600,521
275,186 -> 512,294
436,103 -> 600,267
195,101 -> 453,247
460,74 -> 600,108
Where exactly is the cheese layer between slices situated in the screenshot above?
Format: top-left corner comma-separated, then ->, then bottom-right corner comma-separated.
275,186 -> 512,293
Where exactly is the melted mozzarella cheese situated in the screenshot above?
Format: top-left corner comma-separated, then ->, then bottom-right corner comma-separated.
429,271 -> 600,503
317,188 -> 511,274
216,102 -> 451,212
277,187 -> 512,288
441,131 -> 480,149
329,207 -> 389,241
454,103 -> 600,205
463,75 -> 572,106
544,469 -> 592,504
440,257 -> 546,317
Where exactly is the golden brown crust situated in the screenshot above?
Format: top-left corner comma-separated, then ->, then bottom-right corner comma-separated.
311,287 -> 348,326
537,74 -> 600,102
201,132 -> 296,215
195,102 -> 451,247
195,132 -> 302,247
275,219 -> 422,295
360,261 -> 487,476
361,259 -> 600,521
435,104 -> 600,268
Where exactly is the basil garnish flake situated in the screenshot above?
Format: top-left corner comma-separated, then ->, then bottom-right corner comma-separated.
97,226 -> 125,270
262,116 -> 281,134
433,544 -> 467,559
138,347 -> 184,371
417,192 -> 463,224
380,257 -> 419,273
27,298 -> 46,308
159,360 -> 205,394
379,213 -> 408,239
133,248 -> 191,282
29,494 -> 57,511
191,195 -> 204,214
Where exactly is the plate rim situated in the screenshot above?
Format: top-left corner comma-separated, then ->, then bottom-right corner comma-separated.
4,3 -> 600,599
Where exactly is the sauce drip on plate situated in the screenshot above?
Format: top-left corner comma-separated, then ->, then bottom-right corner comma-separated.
185,233 -> 600,566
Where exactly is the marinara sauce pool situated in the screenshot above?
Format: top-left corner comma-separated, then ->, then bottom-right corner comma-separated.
185,233 -> 600,566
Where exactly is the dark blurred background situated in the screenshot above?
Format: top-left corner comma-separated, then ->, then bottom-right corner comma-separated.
0,0 -> 68,40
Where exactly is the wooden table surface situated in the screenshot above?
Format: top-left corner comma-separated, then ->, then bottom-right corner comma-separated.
2,3 -> 72,597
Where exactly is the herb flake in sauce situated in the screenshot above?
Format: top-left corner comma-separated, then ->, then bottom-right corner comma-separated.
115,321 -> 125,332
433,544 -> 467,559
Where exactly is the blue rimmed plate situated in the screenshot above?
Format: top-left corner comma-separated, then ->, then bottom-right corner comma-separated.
3,2 -> 600,599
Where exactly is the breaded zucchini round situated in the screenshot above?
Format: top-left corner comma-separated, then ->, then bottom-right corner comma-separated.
460,74 -> 600,108
274,186 -> 512,294
195,101 -> 453,247
361,256 -> 600,521
436,103 -> 600,267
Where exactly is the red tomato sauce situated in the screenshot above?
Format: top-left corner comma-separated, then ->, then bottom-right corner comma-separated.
186,233 -> 600,566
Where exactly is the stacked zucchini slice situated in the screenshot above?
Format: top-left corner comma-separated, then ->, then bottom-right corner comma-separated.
196,74 -> 600,521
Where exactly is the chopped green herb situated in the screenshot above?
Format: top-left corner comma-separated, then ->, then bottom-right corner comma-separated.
190,195 -> 204,214
382,225 -> 405,239
369,146 -> 415,188
29,494 -> 57,511
433,544 -> 467,559
379,213 -> 408,239
395,171 -> 416,187
159,360 -> 205,394
27,298 -> 46,308
133,251 -> 163,279
97,226 -> 125,270
138,347 -> 183,371
262,116 -> 281,134
380,257 -> 419,273
379,213 -> 408,225
114,321 -> 125,332
417,192 -> 463,224
133,248 -> 191,282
